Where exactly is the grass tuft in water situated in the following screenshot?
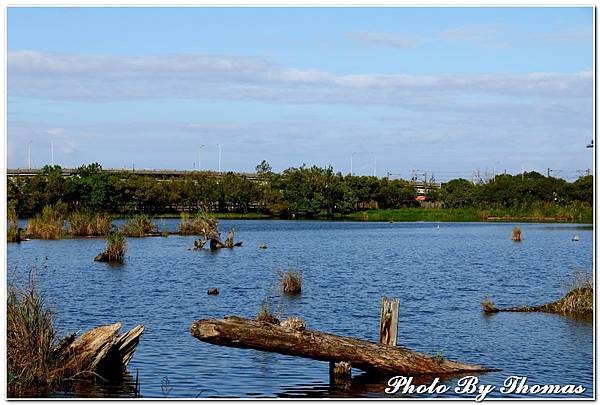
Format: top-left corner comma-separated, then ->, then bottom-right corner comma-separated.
123,215 -> 157,237
278,267 -> 302,295
511,226 -> 522,242
26,203 -> 67,240
68,211 -> 112,237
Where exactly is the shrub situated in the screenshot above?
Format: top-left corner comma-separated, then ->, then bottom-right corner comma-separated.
481,297 -> 497,313
26,203 -> 67,240
256,301 -> 279,325
123,215 -> 156,237
68,211 -> 112,237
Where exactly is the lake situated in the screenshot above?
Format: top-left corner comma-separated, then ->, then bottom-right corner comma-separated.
7,220 -> 593,398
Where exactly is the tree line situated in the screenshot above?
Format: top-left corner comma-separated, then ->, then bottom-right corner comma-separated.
7,162 -> 593,218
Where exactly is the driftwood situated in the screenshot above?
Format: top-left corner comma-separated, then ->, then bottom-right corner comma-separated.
190,316 -> 496,375
51,323 -> 144,380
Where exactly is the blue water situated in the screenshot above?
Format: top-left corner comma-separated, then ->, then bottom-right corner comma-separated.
7,220 -> 593,398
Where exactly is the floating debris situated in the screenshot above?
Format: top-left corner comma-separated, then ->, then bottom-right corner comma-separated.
572,235 -> 580,241
259,243 -> 268,249
207,288 -> 219,295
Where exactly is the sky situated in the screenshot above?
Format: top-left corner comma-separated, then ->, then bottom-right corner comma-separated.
6,7 -> 594,180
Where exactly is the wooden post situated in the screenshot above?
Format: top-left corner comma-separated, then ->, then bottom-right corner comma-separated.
379,296 -> 399,346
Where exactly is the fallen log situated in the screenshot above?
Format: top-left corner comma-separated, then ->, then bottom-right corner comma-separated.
52,323 -> 144,380
190,316 -> 496,375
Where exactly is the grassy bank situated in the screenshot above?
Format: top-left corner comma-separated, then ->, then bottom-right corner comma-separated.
343,206 -> 593,223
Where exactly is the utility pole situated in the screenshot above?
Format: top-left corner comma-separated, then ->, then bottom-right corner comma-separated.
372,153 -> 377,177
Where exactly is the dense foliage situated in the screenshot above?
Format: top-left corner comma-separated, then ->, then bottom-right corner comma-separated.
7,162 -> 593,218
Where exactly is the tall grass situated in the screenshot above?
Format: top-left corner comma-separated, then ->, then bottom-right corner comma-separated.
279,266 -> 302,294
7,204 -> 19,242
105,229 -> 127,263
26,203 -> 67,240
511,226 -> 522,242
556,269 -> 593,315
178,211 -> 216,235
68,211 -> 112,237
123,214 -> 157,237
7,274 -> 58,397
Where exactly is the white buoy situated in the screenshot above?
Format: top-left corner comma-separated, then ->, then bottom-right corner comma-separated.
437,225 -> 440,229
572,235 -> 580,241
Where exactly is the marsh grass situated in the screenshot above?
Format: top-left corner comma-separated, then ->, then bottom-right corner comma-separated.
68,211 -> 112,237
481,297 -> 497,313
255,301 -> 279,324
278,267 -> 302,295
105,229 -> 127,263
26,203 -> 67,240
511,226 -> 522,242
7,273 -> 59,397
123,215 -> 157,237
555,269 -> 593,315
178,211 -> 215,235
7,204 -> 19,242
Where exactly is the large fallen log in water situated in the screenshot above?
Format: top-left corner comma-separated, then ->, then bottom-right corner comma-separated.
190,316 -> 496,375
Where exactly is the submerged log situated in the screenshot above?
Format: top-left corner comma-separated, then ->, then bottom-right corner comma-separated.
52,323 -> 144,380
483,286 -> 593,317
190,316 -> 496,375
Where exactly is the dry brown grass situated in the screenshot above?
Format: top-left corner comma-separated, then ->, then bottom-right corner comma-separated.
68,211 -> 112,237
256,301 -> 280,324
279,267 -> 302,295
481,297 -> 498,313
555,269 -> 593,315
511,226 -> 522,242
26,203 -> 67,240
7,274 -> 58,397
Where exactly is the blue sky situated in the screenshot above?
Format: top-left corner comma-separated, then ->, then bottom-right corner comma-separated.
7,7 -> 593,180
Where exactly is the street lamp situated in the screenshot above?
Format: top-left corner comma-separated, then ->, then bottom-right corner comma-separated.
350,152 -> 359,176
371,152 -> 377,177
216,144 -> 222,173
198,145 -> 205,171
27,140 -> 33,169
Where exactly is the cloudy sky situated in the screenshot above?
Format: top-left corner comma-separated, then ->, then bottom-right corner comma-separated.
7,7 -> 593,180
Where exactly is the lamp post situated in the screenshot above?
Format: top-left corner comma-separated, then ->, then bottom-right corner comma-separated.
198,145 -> 205,171
217,144 -> 222,173
372,152 -> 377,177
350,152 -> 358,176
51,140 -> 54,166
27,140 -> 33,169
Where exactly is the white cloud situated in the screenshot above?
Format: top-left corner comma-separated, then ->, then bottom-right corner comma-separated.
348,31 -> 422,48
7,50 -> 592,106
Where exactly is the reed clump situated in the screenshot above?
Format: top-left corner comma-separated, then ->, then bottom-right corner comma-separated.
7,204 -> 20,242
511,226 -> 522,242
279,267 -> 302,295
178,211 -> 216,236
68,211 -> 112,237
481,297 -> 498,313
256,301 -> 280,325
106,229 -> 127,263
7,275 -> 58,397
123,214 -> 157,237
555,269 -> 593,315
26,203 -> 67,240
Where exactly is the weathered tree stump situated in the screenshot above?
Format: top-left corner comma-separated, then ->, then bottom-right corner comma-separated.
190,316 -> 497,375
51,323 -> 144,381
379,297 -> 399,346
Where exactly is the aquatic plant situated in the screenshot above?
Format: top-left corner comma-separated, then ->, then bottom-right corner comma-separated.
556,269 -> 593,315
68,211 -> 112,237
279,267 -> 302,295
106,229 -> 127,263
123,214 -> 157,237
511,226 -> 522,242
7,204 -> 20,242
481,297 -> 497,313
256,301 -> 279,325
178,210 -> 217,236
7,274 -> 58,397
25,203 -> 67,240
